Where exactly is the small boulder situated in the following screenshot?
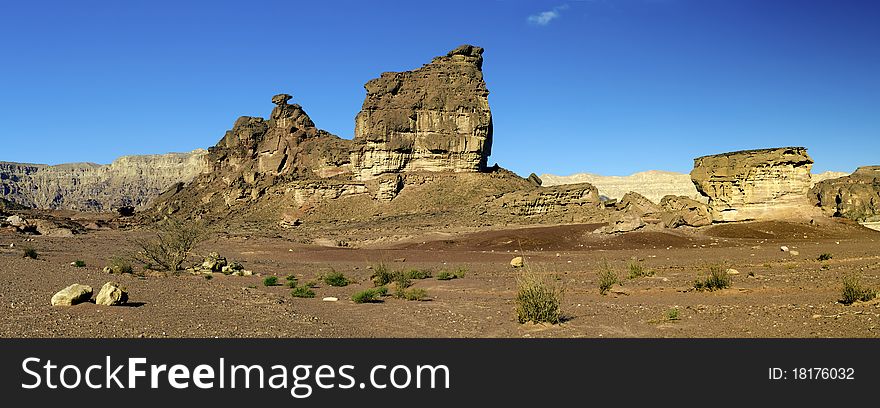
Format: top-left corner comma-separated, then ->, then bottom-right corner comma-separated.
726,268 -> 740,275
790,250 -> 800,256
201,252 -> 227,272
780,246 -> 789,252
510,256 -> 524,268
96,282 -> 128,306
51,284 -> 93,306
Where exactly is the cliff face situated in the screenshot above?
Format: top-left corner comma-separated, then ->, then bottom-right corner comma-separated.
351,45 -> 493,180
811,166 -> 880,224
0,151 -> 208,211
690,147 -> 815,222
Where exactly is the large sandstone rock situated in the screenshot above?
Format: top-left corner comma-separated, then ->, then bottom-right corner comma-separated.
95,282 -> 128,306
540,170 -> 703,203
615,192 -> 663,217
351,45 -> 492,180
690,147 -> 814,222
659,195 -> 713,227
499,183 -> 601,216
0,151 -> 208,212
811,166 -> 880,224
51,284 -> 93,306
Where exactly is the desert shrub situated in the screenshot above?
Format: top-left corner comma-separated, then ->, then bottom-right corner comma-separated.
694,264 -> 731,291
291,286 -> 316,298
405,269 -> 432,280
134,217 -> 207,271
204,275 -> 213,280
403,288 -> 428,301
374,286 -> 389,296
22,247 -> 38,259
666,308 -> 680,321
597,261 -> 618,295
352,288 -> 383,304
371,263 -> 395,286
106,257 -> 133,274
73,260 -> 86,267
818,253 -> 833,261
286,274 -> 297,282
303,280 -> 319,288
285,275 -> 298,288
841,274 -> 876,305
263,276 -> 278,287
627,260 -> 653,279
324,271 -> 350,287
454,267 -> 467,278
515,271 -> 563,324
436,271 -> 455,281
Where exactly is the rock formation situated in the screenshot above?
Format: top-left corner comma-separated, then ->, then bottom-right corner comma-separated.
498,183 -> 601,216
658,195 -> 713,228
0,150 -> 208,212
51,284 -> 93,306
351,45 -> 492,180
811,166 -> 880,226
690,147 -> 815,222
539,170 -> 703,203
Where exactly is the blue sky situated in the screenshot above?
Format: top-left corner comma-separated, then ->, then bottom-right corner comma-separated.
0,0 -> 877,176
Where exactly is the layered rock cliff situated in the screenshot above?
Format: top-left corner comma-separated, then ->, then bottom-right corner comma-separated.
540,170 -> 703,203
690,147 -> 815,222
811,166 -> 880,224
0,151 -> 208,212
351,45 -> 492,180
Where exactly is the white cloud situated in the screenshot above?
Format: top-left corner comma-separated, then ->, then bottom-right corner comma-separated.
527,4 -> 569,26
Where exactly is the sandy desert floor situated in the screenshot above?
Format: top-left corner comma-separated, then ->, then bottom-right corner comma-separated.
1,219 -> 879,338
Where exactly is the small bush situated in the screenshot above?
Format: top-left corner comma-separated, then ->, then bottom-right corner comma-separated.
666,308 -> 680,321
303,280 -> 319,288
291,286 -> 316,298
374,286 -> 389,296
352,289 -> 383,304
436,271 -> 455,281
694,264 -> 731,291
285,275 -> 298,288
515,271 -> 563,324
597,261 -> 618,295
371,263 -> 394,286
627,260 -> 653,279
403,288 -> 428,301
324,271 -> 350,287
454,267 -> 467,278
405,269 -> 432,280
263,276 -> 278,287
286,274 -> 298,282
133,217 -> 207,271
841,274 -> 876,305
22,247 -> 38,259
73,260 -> 86,267
818,253 -> 833,261
204,275 -> 213,280
107,257 -> 133,274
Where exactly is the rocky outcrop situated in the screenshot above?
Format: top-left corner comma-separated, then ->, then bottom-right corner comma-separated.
658,195 -> 713,228
811,166 -> 880,224
351,45 -> 492,180
540,170 -> 703,203
499,183 -> 601,216
0,150 -> 208,212
690,147 -> 815,222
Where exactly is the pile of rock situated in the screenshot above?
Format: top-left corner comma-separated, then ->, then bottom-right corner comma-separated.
189,252 -> 253,276
3,214 -> 77,237
50,282 -> 128,306
596,192 -> 712,233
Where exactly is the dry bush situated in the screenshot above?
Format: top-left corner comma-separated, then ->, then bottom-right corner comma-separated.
134,217 -> 207,271
515,270 -> 563,324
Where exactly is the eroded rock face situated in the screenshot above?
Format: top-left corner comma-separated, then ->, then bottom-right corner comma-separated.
659,195 -> 713,228
499,183 -> 601,216
0,151 -> 208,212
811,166 -> 880,223
351,45 -> 492,180
540,170 -> 703,203
690,147 -> 814,222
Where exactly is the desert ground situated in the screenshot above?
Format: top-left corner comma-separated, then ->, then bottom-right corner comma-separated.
2,217 -> 878,338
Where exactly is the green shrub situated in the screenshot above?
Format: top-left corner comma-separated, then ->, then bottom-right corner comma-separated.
403,288 -> 428,301
515,271 -> 563,324
303,280 -> 319,288
694,264 -> 731,291
454,267 -> 467,278
73,260 -> 86,267
436,271 -> 455,281
818,253 -> 833,261
597,261 -> 618,295
841,274 -> 876,305
627,260 -> 653,279
286,274 -> 298,282
374,286 -> 389,296
263,276 -> 278,287
22,247 -> 38,259
107,257 -> 133,274
666,308 -> 680,321
133,217 -> 207,271
405,269 -> 432,280
371,263 -> 394,286
324,271 -> 350,287
291,286 -> 316,298
352,288 -> 383,304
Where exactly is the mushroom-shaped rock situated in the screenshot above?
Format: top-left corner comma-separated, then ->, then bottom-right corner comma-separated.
271,93 -> 292,105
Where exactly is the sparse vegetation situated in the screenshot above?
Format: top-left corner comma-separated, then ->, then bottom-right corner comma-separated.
204,274 -> 213,280
22,247 -> 38,259
73,260 -> 86,267
666,308 -> 680,321
374,286 -> 389,296
134,217 -> 207,271
840,274 -> 876,305
303,280 -> 319,288
285,274 -> 298,288
405,269 -> 432,280
291,286 -> 316,298
515,270 -> 563,324
597,261 -> 618,295
324,271 -> 351,287
403,288 -> 428,301
436,271 -> 455,280
370,263 -> 394,286
627,260 -> 653,279
106,257 -> 133,274
352,288 -> 383,303
263,276 -> 278,287
694,264 -> 731,291
818,253 -> 833,261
